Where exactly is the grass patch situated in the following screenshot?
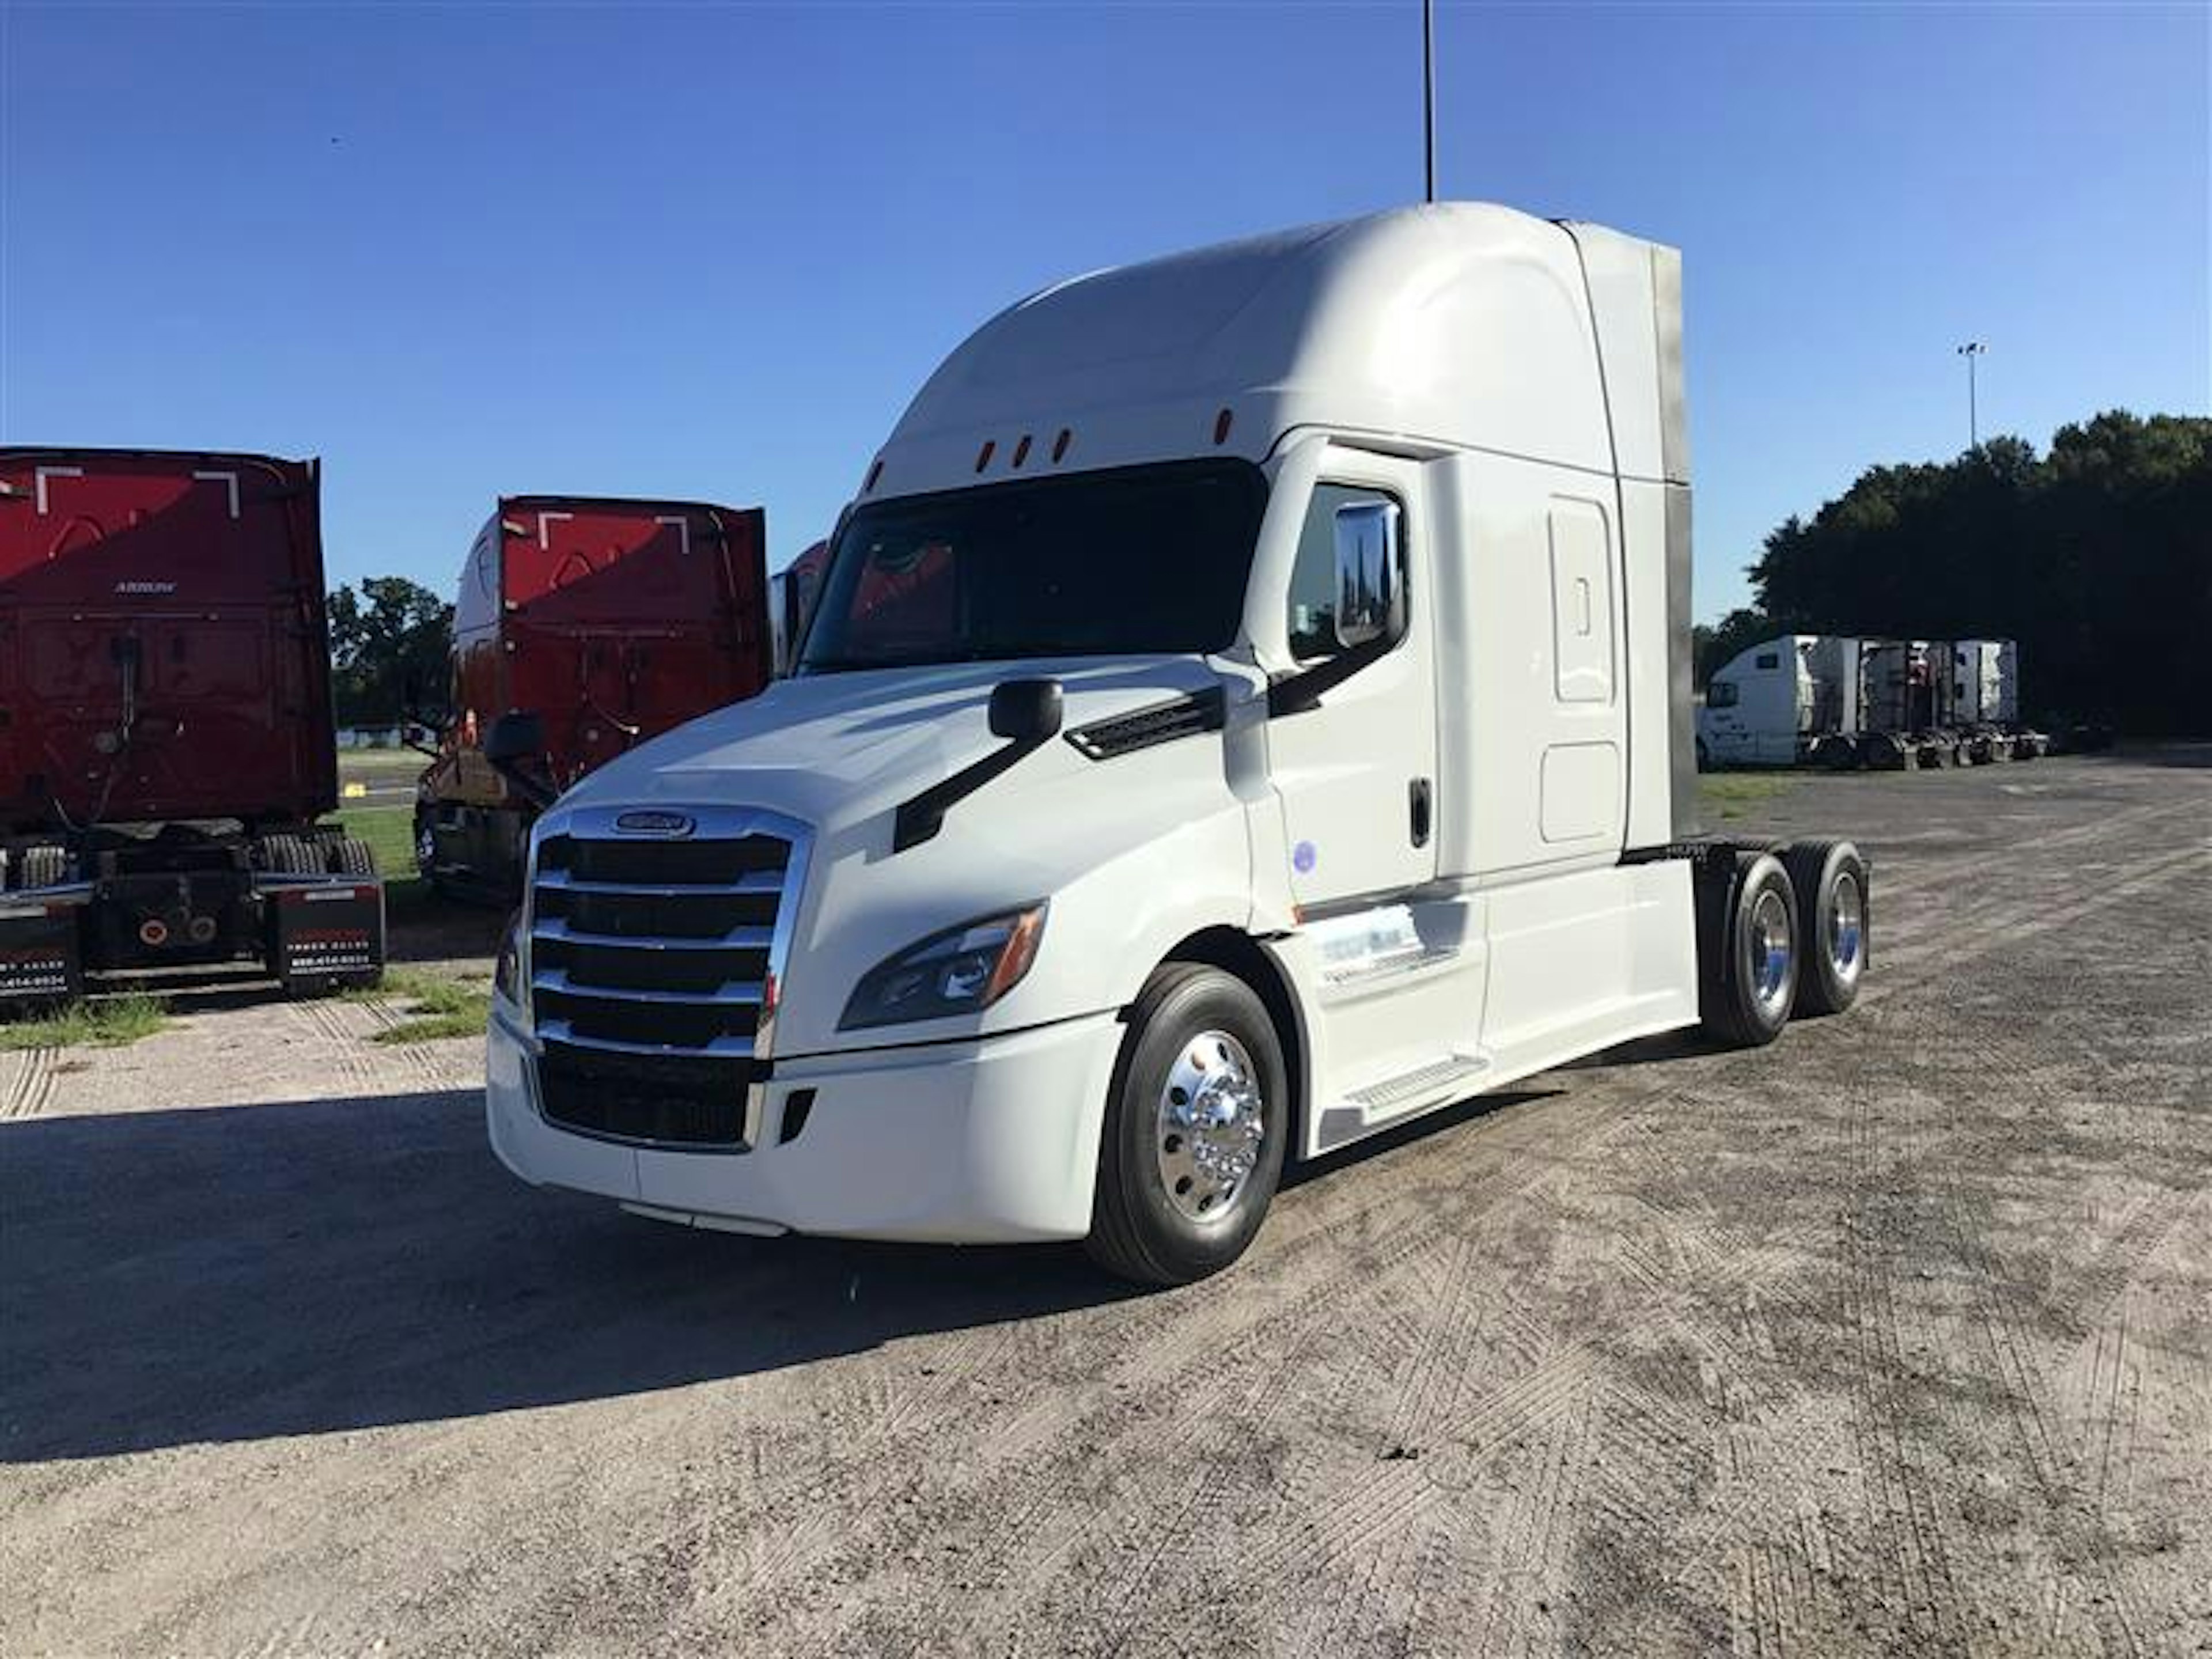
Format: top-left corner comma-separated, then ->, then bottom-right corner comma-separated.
338,749 -> 433,785
0,993 -> 168,1051
349,966 -> 492,1044
330,804 -> 434,919
1699,772 -> 1797,821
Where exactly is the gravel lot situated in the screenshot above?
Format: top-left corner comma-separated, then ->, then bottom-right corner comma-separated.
3,752 -> 2207,1657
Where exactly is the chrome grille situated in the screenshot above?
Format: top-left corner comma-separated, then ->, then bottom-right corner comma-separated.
524,805 -> 809,1085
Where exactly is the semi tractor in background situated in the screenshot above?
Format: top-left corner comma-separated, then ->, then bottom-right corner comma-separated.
414,497 -> 772,899
482,203 -> 1874,1285
1698,634 -> 2047,770
769,540 -> 829,675
0,448 -> 384,1003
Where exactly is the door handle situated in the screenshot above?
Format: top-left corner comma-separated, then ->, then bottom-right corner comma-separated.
1408,777 -> 1433,849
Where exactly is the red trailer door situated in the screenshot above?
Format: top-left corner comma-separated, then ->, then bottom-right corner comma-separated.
0,451 -> 335,833
498,501 -> 768,787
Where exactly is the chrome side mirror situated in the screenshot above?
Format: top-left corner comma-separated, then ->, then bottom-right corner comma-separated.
1332,499 -> 1404,650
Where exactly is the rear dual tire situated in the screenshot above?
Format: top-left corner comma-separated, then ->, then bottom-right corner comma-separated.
1698,838 -> 1870,1046
1783,839 -> 1868,1016
1699,853 -> 1800,1048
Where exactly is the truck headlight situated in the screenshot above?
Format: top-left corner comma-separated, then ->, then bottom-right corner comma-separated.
494,909 -> 528,1014
839,904 -> 1047,1031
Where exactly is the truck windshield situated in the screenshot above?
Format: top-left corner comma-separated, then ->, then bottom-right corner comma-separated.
798,460 -> 1266,672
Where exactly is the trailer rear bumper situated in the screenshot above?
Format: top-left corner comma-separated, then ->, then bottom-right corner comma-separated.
252,876 -> 387,993
486,1002 -> 1122,1244
0,885 -> 94,1002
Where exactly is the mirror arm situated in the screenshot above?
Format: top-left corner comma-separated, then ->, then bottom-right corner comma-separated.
892,732 -> 1049,853
1266,632 -> 1397,718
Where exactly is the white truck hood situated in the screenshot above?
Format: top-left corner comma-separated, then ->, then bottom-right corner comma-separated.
560,654 -> 1224,829
538,654 -> 1260,1056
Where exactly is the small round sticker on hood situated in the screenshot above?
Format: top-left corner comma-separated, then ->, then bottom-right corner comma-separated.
1292,840 -> 1317,874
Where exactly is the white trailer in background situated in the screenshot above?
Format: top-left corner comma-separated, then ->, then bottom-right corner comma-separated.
482,204 -> 1874,1285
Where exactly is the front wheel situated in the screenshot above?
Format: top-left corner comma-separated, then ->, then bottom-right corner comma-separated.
1085,963 -> 1289,1287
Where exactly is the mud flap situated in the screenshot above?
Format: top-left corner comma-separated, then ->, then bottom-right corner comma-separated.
261,878 -> 386,995
0,889 -> 90,1007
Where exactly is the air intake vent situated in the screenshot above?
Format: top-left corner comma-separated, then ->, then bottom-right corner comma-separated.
1065,688 -> 1226,761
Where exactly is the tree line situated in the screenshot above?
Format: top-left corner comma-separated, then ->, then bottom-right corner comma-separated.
1696,410 -> 2210,735
327,576 -> 450,729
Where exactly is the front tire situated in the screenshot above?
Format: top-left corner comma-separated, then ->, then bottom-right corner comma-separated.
1085,963 -> 1289,1287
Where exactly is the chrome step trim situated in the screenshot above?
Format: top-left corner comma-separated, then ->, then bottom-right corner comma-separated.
1320,945 -> 1458,988
533,969 -> 763,1007
538,1021 -> 756,1059
1347,1054 -> 1489,1112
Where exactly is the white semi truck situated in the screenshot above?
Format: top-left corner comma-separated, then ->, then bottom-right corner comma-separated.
483,204 -> 1872,1284
1700,633 -> 2043,770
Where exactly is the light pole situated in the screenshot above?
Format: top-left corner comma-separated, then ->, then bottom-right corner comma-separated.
1956,341 -> 1986,449
1423,0 -> 1437,204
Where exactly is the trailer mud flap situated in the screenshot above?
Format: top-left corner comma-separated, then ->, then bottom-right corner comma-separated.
0,889 -> 90,1005
262,880 -> 385,994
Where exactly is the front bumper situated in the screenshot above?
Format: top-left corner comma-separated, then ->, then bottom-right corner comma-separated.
486,1005 -> 1123,1243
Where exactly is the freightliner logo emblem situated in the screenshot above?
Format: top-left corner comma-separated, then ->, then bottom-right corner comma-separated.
613,810 -> 695,838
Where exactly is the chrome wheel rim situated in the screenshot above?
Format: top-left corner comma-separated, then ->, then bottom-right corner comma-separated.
1156,1029 -> 1264,1225
1828,872 -> 1864,983
1748,887 -> 1794,1017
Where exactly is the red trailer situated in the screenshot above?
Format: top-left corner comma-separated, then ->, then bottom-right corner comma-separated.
0,448 -> 383,1003
415,497 -> 771,897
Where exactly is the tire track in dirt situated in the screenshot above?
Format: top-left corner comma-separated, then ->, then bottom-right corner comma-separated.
1839,1079 -> 1975,1654
0,1047 -> 57,1120
1864,791 -> 2205,904
773,1074 -> 1688,1658
693,1075 -> 1696,1649
355,998 -> 474,1089
1872,837 -> 2211,986
285,997 -> 386,1096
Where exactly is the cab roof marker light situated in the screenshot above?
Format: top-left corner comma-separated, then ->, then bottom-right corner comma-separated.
974,440 -> 995,474
1012,434 -> 1033,469
1213,407 -> 1233,445
1052,429 -> 1071,463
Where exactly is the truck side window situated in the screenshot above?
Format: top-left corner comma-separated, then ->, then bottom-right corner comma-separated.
1289,483 -> 1400,662
1755,652 -> 1779,670
1708,681 -> 1739,708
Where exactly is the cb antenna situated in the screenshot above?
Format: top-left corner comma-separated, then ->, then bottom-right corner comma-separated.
1423,0 -> 1437,203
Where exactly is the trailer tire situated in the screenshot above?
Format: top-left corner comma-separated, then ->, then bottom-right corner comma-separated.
1698,851 -> 1798,1049
1812,734 -> 1859,771
260,834 -> 321,877
1783,839 -> 1868,1017
1918,743 -> 1950,770
18,844 -> 69,891
328,836 -> 378,878
1085,962 -> 1289,1287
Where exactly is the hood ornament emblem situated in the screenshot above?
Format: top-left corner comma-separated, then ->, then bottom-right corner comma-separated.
613,810 -> 695,838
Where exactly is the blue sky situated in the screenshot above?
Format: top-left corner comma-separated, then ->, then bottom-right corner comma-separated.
3,2 -> 2205,620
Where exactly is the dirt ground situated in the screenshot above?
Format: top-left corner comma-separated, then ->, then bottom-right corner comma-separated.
3,752 -> 2207,1657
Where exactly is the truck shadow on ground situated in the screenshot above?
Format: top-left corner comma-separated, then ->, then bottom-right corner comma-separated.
0,1089 -> 1143,1463
3,1078 -> 1556,1464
